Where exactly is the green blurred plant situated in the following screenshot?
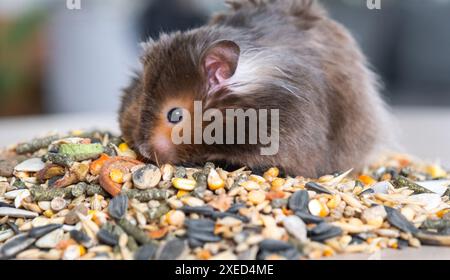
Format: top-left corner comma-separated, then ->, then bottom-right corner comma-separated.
0,9 -> 47,100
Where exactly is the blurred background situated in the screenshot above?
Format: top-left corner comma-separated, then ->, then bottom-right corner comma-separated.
0,0 -> 449,165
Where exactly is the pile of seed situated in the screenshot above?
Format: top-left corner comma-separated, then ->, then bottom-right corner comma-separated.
0,131 -> 450,260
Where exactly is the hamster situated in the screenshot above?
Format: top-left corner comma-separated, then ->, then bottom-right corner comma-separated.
119,0 -> 391,178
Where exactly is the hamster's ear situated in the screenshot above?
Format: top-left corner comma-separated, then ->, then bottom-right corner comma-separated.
201,40 -> 240,90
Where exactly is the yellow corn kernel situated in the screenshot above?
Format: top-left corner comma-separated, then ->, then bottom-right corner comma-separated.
109,169 -> 124,184
308,199 -> 329,217
78,246 -> 86,256
263,167 -> 279,181
165,210 -> 185,227
71,130 -> 84,136
427,164 -> 447,178
118,143 -> 130,152
208,169 -> 225,191
271,178 -> 285,190
117,143 -> 137,158
176,190 -> 190,198
326,195 -> 341,209
43,209 -> 54,218
172,178 -> 197,191
389,240 -> 398,249
323,247 -> 335,257
436,209 -> 450,218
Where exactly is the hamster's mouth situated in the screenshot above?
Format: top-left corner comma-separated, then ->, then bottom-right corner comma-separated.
137,142 -> 178,165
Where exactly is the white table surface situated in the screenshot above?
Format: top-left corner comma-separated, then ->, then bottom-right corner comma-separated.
0,106 -> 449,166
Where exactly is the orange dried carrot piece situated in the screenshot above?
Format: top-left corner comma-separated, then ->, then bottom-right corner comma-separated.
266,191 -> 285,200
90,153 -> 110,175
99,156 -> 143,196
358,174 -> 376,186
148,227 -> 168,240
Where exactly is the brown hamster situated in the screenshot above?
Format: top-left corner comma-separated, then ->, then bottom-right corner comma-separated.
119,0 -> 390,178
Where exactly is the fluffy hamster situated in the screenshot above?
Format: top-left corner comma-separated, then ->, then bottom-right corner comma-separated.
119,0 -> 390,178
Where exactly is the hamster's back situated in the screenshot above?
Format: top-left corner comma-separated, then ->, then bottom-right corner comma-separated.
210,0 -> 392,174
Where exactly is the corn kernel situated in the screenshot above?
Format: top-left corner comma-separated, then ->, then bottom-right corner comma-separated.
327,195 -> 341,209
437,209 -> 450,218
427,164 -> 447,178
323,247 -> 335,257
118,143 -> 130,152
71,130 -> 84,136
263,167 -> 279,181
43,209 -> 54,218
172,178 -> 197,191
389,240 -> 398,249
176,190 -> 190,198
208,169 -> 225,191
118,143 -> 137,158
271,178 -> 285,190
109,169 -> 124,184
308,199 -> 329,217
165,210 -> 185,227
78,245 -> 86,256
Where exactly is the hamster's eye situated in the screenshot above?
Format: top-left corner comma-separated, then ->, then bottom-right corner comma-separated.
167,107 -> 183,124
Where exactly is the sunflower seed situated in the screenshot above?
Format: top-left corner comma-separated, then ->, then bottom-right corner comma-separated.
108,194 -> 128,220
305,182 -> 332,194
258,239 -> 294,251
416,231 -> 450,246
156,238 -> 187,260
294,211 -> 324,224
0,229 -> 15,242
0,234 -> 36,259
134,244 -> 158,260
97,229 -> 119,246
309,223 -> 343,242
28,224 -> 63,238
282,216 -> 307,243
384,206 -> 419,235
14,158 -> 46,172
70,230 -> 94,248
0,207 -> 38,218
288,190 -> 309,212
371,181 -> 391,194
